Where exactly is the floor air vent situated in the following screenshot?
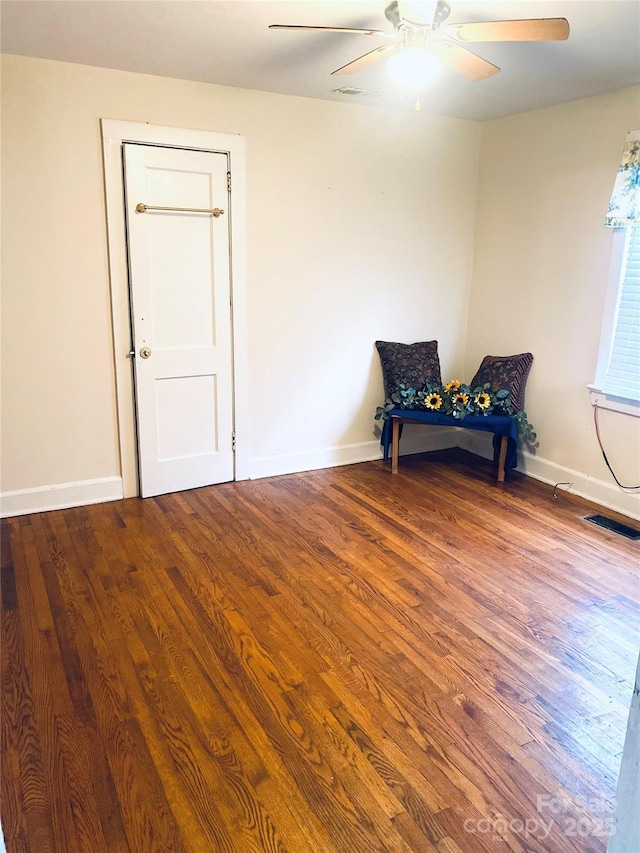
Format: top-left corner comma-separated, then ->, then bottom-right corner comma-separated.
584,514 -> 640,540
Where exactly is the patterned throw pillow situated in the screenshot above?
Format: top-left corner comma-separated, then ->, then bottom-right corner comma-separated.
375,340 -> 442,398
470,353 -> 534,411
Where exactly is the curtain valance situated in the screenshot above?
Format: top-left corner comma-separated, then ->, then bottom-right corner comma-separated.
605,130 -> 640,227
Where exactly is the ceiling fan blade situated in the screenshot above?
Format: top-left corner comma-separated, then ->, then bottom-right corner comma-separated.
269,25 -> 396,38
449,18 -> 570,43
434,42 -> 500,80
331,44 -> 400,75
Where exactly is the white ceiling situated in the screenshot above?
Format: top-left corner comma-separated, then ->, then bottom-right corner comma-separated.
1,0 -> 639,121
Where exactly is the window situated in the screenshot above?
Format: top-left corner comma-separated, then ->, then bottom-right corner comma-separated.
590,226 -> 640,415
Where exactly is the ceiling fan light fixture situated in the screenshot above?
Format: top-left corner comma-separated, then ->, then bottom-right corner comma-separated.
387,46 -> 440,88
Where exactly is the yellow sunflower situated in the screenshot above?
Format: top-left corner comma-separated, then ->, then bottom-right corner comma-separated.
445,379 -> 461,393
475,391 -> 491,409
425,393 -> 443,410
452,392 -> 469,406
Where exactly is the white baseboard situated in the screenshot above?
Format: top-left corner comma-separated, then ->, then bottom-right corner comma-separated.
396,424 -> 460,457
517,451 -> 640,521
1,476 -> 124,518
456,430 -> 494,460
250,426 -> 458,481
458,431 -> 640,521
7,433 -> 635,523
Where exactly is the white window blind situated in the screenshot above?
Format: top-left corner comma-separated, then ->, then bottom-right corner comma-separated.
601,226 -> 640,401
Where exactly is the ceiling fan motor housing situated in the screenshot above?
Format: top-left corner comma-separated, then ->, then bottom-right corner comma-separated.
433,1 -> 452,29
391,0 -> 452,29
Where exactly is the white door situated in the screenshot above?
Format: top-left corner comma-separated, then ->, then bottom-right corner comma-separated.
123,143 -> 234,498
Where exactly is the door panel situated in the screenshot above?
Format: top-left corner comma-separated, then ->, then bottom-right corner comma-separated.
123,144 -> 234,497
147,215 -> 216,349
155,375 -> 218,460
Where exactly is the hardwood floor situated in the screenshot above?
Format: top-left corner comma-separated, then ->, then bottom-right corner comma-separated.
2,448 -> 638,852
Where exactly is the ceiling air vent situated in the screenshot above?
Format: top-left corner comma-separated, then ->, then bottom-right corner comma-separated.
333,87 -> 383,97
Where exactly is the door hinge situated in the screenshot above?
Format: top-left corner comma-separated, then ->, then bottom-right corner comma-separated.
232,431 -> 236,452
227,171 -> 232,193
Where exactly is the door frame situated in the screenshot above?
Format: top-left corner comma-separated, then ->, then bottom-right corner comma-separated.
101,119 -> 249,497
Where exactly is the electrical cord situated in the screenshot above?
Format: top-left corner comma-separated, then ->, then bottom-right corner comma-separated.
553,482 -> 572,499
593,404 -> 640,490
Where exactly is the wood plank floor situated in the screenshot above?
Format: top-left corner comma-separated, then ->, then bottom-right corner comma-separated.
2,448 -> 638,852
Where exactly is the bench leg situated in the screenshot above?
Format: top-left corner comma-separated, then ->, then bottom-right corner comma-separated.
497,435 -> 508,482
391,418 -> 400,474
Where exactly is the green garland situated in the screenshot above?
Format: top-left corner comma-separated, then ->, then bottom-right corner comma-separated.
375,380 -> 538,449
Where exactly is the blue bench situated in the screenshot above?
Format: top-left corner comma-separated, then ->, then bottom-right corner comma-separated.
381,408 -> 519,482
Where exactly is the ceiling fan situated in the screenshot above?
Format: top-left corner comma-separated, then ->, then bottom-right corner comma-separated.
269,1 -> 570,82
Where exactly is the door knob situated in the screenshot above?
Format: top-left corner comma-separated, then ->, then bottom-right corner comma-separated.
139,347 -> 152,359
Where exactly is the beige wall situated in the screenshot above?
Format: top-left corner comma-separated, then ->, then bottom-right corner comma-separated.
1,54 -> 480,497
2,54 -> 638,516
467,86 -> 640,513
